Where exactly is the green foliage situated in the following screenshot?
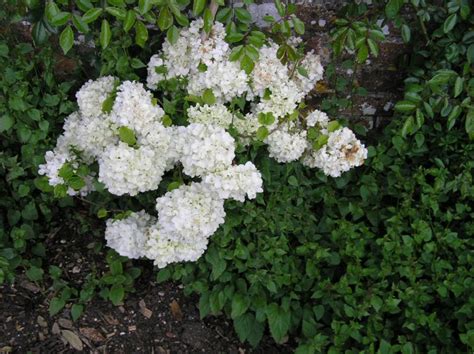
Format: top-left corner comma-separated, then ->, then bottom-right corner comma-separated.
0,29 -> 75,284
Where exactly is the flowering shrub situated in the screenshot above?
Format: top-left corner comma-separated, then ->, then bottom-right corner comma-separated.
38,18 -> 367,269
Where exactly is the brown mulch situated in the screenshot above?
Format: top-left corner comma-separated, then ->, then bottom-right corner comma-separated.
0,220 -> 292,353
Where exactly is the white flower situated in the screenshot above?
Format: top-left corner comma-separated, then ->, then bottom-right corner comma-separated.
265,124 -> 308,163
105,211 -> 156,259
306,110 -> 329,128
145,225 -> 209,268
110,81 -> 165,137
187,103 -> 234,128
176,123 -> 235,177
76,76 -> 116,118
294,51 -> 324,95
146,55 -> 166,90
187,60 -> 249,103
232,113 -> 260,144
203,162 -> 263,202
155,182 -> 226,241
98,142 -> 167,196
302,127 -> 368,177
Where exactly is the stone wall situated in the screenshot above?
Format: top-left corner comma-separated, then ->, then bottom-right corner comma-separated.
250,1 -> 408,127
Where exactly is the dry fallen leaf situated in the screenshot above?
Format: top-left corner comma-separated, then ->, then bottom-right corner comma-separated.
139,299 -> 152,319
52,322 -> 60,335
170,300 -> 183,321
80,327 -> 106,343
103,313 -> 119,326
58,318 -> 74,329
37,316 -> 47,328
61,330 -> 83,351
0,346 -> 12,353
128,325 -> 136,331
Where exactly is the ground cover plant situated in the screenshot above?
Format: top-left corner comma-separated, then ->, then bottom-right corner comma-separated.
0,0 -> 473,352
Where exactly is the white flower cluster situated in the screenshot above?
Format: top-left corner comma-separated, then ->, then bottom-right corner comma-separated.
302,127 -> 368,177
41,19 -> 368,269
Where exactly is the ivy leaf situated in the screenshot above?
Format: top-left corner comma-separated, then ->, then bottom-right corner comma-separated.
119,126 -> 137,146
100,19 -> 111,49
59,25 -> 74,54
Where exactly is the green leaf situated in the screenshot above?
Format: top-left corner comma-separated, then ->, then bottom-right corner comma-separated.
51,12 -> 70,26
26,266 -> 44,282
235,8 -> 252,24
231,294 -> 250,318
167,25 -> 180,45
443,13 -> 457,33
59,25 -> 74,54
292,17 -> 305,35
105,7 -> 127,20
135,21 -> 148,47
203,8 -> 213,33
102,94 -> 115,113
0,115 -> 14,132
139,0 -> 153,14
256,126 -> 269,141
97,208 -> 108,218
76,0 -> 93,11
157,7 -> 173,31
156,268 -> 171,283
119,126 -> 137,146
167,181 -> 181,191
202,89 -> 216,105
233,313 -> 264,347
454,76 -> 464,97
226,32 -> 244,43
385,0 -> 403,19
327,120 -> 341,132
123,10 -> 136,32
49,297 -> 66,316
266,303 -> 290,343
71,304 -> 84,321
193,0 -> 206,16
72,14 -> 89,33
394,100 -> 417,113
240,55 -> 255,74
401,24 -> 411,43
109,284 -> 125,305
68,176 -> 86,191
100,19 -> 111,49
367,38 -> 379,57
447,105 -> 462,130
466,109 -> 474,139
356,43 -> 369,63
274,0 -> 285,17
